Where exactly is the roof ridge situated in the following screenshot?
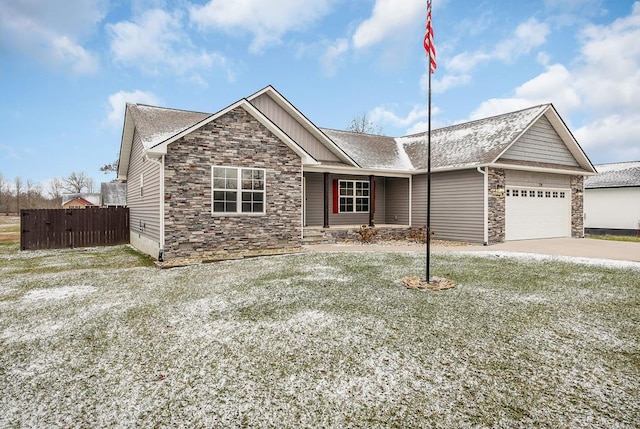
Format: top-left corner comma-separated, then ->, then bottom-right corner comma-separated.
132,103 -> 212,116
401,103 -> 550,138
321,127 -> 392,138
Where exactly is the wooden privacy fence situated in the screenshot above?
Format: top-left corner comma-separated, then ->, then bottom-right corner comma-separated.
20,208 -> 129,250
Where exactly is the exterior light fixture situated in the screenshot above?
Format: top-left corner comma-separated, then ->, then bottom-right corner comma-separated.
495,184 -> 505,196
575,188 -> 584,197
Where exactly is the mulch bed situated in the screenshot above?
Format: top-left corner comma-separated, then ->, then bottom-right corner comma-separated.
402,275 -> 456,291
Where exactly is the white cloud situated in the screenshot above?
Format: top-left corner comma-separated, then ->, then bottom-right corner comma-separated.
573,3 -> 640,113
352,0 -> 424,50
469,64 -> 581,119
448,18 -> 550,73
370,105 -> 427,128
0,0 -> 103,74
106,90 -> 160,126
320,39 -> 349,76
423,73 -> 471,93
189,0 -> 337,53
574,114 -> 640,154
369,104 -> 443,135
107,9 -> 231,83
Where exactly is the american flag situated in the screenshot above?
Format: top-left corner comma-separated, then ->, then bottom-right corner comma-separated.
424,0 -> 436,73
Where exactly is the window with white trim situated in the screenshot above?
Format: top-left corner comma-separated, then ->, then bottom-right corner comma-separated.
339,180 -> 369,213
212,166 -> 265,214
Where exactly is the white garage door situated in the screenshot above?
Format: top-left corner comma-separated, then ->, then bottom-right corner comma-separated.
505,188 -> 571,240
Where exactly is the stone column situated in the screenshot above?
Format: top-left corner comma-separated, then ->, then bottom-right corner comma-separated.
487,168 -> 506,244
571,175 -> 584,238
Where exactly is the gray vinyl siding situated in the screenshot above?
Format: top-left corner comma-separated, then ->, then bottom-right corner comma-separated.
412,170 -> 484,242
505,170 -> 570,188
501,116 -> 579,166
304,172 -> 324,226
385,177 -> 410,224
250,94 -> 341,162
127,129 -> 161,243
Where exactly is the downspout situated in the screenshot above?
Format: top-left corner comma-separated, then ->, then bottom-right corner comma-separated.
160,155 -> 165,259
477,167 -> 488,245
408,175 -> 413,226
301,162 -> 305,240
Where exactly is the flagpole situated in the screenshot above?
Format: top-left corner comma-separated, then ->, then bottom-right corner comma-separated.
426,53 -> 432,283
424,0 -> 434,283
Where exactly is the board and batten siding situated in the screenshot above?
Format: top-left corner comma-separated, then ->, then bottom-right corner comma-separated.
501,115 -> 579,167
385,177 -> 410,225
127,129 -> 161,246
250,94 -> 341,162
412,170 -> 484,242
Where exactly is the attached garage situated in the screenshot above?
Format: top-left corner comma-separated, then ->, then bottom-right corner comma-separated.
505,187 -> 571,240
504,170 -> 572,240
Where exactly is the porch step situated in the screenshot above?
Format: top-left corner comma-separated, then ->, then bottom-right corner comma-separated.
302,229 -> 335,244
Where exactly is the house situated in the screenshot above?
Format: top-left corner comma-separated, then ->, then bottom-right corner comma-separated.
101,182 -> 127,207
584,161 -> 640,236
62,193 -> 101,209
117,85 -> 596,261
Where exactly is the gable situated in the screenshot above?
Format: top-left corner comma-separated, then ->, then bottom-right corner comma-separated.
250,93 -> 341,163
499,115 -> 579,167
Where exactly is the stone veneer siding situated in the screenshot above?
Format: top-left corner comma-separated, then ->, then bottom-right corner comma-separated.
487,168 -> 506,244
570,175 -> 584,238
162,107 -> 302,260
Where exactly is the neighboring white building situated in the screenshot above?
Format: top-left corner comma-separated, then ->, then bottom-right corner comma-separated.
584,161 -> 640,235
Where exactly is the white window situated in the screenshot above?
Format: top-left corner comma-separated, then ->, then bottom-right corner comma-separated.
212,166 -> 265,214
140,173 -> 144,197
339,180 -> 369,213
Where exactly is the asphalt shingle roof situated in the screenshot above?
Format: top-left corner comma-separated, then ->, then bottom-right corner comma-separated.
128,104 -> 211,150
101,182 -> 127,206
585,162 -> 640,188
321,105 -> 549,170
320,129 -> 412,170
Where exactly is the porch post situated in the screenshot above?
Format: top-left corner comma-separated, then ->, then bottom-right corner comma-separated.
323,172 -> 330,228
369,175 -> 375,227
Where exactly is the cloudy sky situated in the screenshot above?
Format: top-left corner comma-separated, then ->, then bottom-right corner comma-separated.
1,0 -> 638,191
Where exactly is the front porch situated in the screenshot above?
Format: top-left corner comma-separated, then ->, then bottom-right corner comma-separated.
303,172 -> 412,229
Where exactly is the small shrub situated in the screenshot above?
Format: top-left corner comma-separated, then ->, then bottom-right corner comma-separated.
356,224 -> 378,243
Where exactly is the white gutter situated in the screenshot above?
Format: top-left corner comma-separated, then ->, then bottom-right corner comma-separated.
477,167 -> 488,245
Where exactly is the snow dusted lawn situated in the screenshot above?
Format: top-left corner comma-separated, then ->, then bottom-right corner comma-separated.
0,244 -> 638,428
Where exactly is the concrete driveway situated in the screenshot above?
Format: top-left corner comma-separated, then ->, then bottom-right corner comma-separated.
304,238 -> 640,263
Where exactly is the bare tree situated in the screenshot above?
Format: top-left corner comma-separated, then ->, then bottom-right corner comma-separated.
14,176 -> 23,213
100,157 -> 119,175
62,172 -> 94,193
347,112 -> 383,135
0,172 -> 5,213
25,179 -> 43,209
48,177 -> 64,200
